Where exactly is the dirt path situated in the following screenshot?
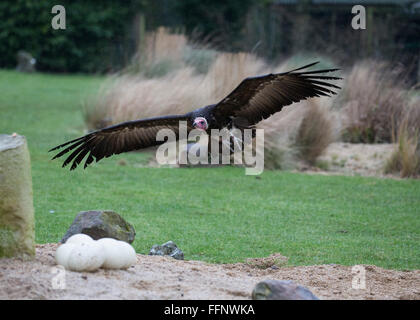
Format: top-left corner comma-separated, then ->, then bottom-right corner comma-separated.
0,244 -> 418,300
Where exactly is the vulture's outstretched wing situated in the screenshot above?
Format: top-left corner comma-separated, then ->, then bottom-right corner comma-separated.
49,114 -> 193,170
212,62 -> 341,127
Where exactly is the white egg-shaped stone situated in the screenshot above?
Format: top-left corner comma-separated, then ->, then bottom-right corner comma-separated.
66,233 -> 94,245
66,241 -> 105,272
117,240 -> 137,269
55,243 -> 76,268
97,238 -> 130,269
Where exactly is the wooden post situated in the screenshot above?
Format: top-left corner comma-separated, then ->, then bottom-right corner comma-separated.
0,134 -> 35,258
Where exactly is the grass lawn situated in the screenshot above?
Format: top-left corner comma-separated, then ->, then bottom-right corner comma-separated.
1,70 -> 419,270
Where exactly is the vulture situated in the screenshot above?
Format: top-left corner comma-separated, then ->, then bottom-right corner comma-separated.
50,61 -> 341,170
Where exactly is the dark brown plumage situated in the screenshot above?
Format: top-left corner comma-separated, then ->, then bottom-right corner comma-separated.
49,114 -> 193,170
50,61 -> 341,170
212,62 -> 341,128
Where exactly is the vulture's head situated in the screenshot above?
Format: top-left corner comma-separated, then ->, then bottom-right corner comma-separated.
192,117 -> 208,131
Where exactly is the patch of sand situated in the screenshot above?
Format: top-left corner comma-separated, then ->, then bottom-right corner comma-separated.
0,244 -> 419,300
317,142 -> 396,177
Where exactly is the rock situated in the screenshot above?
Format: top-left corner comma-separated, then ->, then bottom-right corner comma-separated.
252,280 -> 319,300
61,210 -> 136,244
149,241 -> 184,260
0,134 -> 35,258
16,51 -> 36,73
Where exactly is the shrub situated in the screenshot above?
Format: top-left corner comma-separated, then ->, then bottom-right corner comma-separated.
384,120 -> 420,178
384,97 -> 420,178
0,0 -> 140,73
338,61 -> 410,143
258,98 -> 335,169
294,101 -> 334,164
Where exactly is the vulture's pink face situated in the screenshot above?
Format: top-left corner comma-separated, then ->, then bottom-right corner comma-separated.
193,117 -> 208,131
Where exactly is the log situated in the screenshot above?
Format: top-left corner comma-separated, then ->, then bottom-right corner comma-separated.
0,134 -> 35,258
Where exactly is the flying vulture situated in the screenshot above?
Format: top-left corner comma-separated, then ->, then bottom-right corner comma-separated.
50,62 -> 341,170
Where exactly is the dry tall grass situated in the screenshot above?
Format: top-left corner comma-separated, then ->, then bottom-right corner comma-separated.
338,61 -> 410,143
127,27 -> 218,77
384,95 -> 420,178
127,27 -> 189,77
86,52 -> 268,128
257,97 -> 335,169
385,119 -> 420,178
337,60 -> 420,177
144,27 -> 187,65
203,52 -> 268,100
294,101 -> 334,164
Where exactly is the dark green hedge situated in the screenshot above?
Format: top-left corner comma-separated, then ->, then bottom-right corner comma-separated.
0,0 -> 143,73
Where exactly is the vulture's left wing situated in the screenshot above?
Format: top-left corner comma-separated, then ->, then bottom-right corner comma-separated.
212,62 -> 341,127
49,113 -> 192,170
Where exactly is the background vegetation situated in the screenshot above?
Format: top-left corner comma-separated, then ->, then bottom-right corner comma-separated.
1,0 -> 419,77
0,0 -> 142,72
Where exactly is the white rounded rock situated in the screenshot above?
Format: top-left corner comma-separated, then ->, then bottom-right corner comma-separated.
66,241 -> 105,272
97,238 -> 136,269
66,233 -> 94,245
55,243 -> 76,268
118,240 -> 137,269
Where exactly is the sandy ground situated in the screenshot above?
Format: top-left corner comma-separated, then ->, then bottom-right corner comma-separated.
0,244 -> 418,300
316,142 -> 396,177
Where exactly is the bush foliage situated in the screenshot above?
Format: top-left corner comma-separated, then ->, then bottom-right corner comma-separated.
0,0 -> 142,73
385,118 -> 420,178
0,0 -> 257,73
338,61 -> 412,143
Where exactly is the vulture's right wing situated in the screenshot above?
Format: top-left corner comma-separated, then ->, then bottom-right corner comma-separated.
49,113 -> 193,170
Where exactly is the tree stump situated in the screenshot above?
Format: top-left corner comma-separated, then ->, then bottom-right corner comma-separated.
0,134 -> 35,258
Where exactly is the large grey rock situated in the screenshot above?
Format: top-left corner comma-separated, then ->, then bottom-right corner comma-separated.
252,280 -> 319,300
149,241 -> 184,260
61,210 -> 136,244
0,134 -> 35,259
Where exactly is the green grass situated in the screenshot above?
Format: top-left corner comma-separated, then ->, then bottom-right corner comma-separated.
1,70 -> 419,270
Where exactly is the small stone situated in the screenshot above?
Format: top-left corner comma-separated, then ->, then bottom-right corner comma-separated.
252,280 -> 319,300
61,210 -> 136,244
16,51 -> 36,73
149,241 -> 184,260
